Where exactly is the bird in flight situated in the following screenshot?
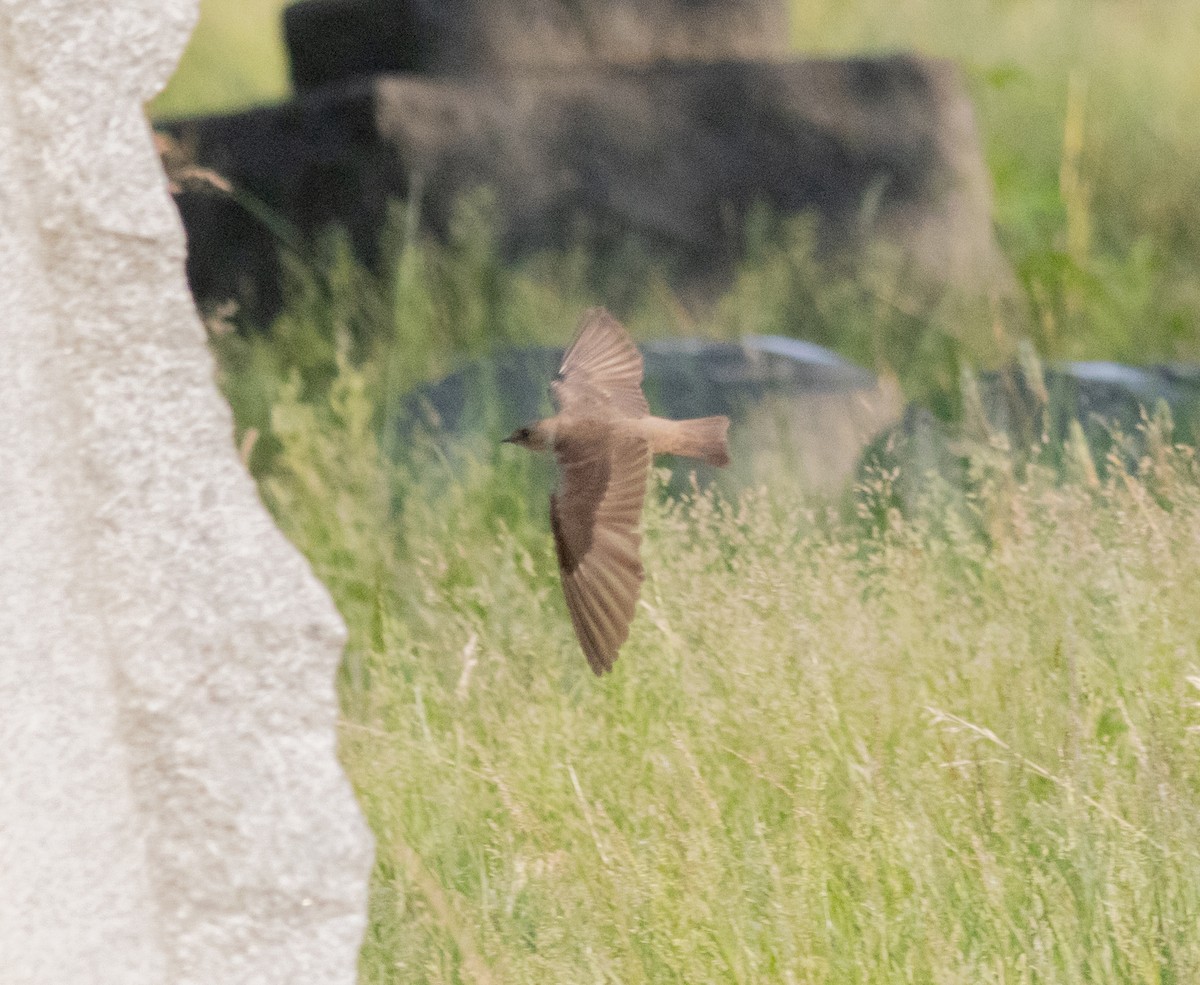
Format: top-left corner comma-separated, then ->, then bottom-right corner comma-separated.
503,308 -> 731,675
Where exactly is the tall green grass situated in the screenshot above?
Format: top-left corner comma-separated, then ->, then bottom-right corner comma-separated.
253,352 -> 1200,983
203,214 -> 1200,982
176,0 -> 1200,980
790,0 -> 1200,366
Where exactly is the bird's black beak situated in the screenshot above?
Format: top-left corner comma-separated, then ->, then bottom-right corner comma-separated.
500,435 -> 514,444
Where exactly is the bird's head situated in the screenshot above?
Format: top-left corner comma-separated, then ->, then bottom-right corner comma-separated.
501,423 -> 550,452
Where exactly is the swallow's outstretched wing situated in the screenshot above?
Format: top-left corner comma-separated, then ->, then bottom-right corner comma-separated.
550,307 -> 650,418
550,426 -> 651,674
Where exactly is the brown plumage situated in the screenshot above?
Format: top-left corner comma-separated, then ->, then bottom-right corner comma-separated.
503,308 -> 731,674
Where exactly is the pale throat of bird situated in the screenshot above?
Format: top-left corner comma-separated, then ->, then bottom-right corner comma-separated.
532,418 -> 558,451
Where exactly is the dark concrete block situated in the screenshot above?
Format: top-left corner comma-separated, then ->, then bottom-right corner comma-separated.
285,0 -> 790,90
982,360 -> 1200,463
860,360 -> 1200,516
161,56 -> 1009,323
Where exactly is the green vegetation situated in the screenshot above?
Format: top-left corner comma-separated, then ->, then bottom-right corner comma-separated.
160,0 -> 1200,371
167,0 -> 1200,980
264,355 -> 1200,982
791,0 -> 1200,368
152,0 -> 290,117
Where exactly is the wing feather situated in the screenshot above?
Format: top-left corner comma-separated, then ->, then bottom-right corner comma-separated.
550,308 -> 650,418
550,430 -> 651,674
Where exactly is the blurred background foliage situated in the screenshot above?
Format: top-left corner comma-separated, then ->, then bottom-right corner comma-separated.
155,0 -> 1200,403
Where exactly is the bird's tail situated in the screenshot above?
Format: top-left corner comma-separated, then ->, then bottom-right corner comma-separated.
656,415 -> 731,467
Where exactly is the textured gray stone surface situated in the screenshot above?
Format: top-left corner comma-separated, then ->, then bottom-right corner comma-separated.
285,0 -> 790,89
0,2 -> 373,982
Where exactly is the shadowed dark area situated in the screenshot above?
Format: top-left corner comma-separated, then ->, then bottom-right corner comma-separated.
162,56 -> 1006,323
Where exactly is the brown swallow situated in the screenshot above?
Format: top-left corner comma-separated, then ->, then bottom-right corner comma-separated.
503,308 -> 731,674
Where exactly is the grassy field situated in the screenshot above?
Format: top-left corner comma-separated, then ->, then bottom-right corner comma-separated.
265,358 -> 1200,983
163,0 -> 1200,981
